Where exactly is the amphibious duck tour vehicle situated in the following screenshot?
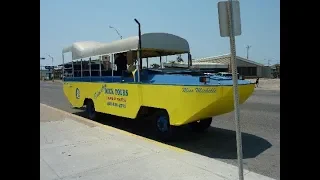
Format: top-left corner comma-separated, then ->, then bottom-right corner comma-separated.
62,20 -> 255,141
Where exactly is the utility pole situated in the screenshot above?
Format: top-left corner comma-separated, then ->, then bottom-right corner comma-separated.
246,45 -> 251,60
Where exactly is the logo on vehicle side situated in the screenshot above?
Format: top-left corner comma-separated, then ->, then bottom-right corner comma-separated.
75,88 -> 80,99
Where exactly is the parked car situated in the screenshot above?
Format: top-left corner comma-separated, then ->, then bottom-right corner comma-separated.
215,72 -> 243,79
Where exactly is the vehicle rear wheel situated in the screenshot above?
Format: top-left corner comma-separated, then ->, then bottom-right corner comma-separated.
152,110 -> 175,142
188,118 -> 212,132
85,100 -> 99,121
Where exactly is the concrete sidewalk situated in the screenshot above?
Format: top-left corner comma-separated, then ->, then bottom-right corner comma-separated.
40,103 -> 275,180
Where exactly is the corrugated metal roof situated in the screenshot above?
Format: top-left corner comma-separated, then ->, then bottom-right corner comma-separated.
194,54 -> 264,67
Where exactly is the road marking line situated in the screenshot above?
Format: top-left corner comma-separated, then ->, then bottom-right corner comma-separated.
40,103 -> 187,153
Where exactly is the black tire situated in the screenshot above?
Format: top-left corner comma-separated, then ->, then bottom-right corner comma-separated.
152,110 -> 175,142
85,100 -> 99,121
188,118 -> 212,132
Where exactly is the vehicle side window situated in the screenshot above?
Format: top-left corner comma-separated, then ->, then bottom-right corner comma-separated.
101,55 -> 113,76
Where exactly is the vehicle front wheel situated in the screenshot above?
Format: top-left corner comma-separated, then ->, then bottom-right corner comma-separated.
152,110 -> 175,142
188,118 -> 212,132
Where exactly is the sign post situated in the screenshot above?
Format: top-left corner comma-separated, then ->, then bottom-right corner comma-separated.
218,1 -> 243,180
40,57 -> 45,80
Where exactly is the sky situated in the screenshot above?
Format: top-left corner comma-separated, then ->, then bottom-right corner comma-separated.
40,0 -> 280,67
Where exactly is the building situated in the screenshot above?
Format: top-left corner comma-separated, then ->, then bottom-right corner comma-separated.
270,64 -> 280,78
195,54 -> 267,78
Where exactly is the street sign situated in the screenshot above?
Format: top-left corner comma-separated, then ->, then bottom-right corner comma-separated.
45,66 -> 55,70
218,1 -> 241,37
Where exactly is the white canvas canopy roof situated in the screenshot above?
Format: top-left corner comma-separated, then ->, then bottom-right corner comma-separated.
62,33 -> 190,60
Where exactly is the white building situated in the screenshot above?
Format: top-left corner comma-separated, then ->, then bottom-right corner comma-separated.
195,54 -> 267,78
163,54 -> 270,78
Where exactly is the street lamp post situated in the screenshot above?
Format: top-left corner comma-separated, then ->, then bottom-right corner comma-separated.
109,26 -> 123,39
47,54 -> 54,82
41,55 -> 54,81
40,57 -> 45,70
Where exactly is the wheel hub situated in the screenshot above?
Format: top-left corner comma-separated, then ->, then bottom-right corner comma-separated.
157,116 -> 168,132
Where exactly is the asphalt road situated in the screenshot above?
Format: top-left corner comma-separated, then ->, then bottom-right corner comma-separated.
40,81 -> 280,180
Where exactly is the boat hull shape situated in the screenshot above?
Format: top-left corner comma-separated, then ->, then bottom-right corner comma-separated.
63,82 -> 255,126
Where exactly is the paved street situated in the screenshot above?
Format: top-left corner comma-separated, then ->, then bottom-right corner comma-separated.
40,81 -> 280,180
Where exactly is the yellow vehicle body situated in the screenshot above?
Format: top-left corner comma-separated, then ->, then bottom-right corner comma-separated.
63,81 -> 255,126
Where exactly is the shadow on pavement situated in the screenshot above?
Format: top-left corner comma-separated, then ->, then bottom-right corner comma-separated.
73,111 -> 272,160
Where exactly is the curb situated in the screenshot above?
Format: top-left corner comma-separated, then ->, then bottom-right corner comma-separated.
40,103 -> 187,153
